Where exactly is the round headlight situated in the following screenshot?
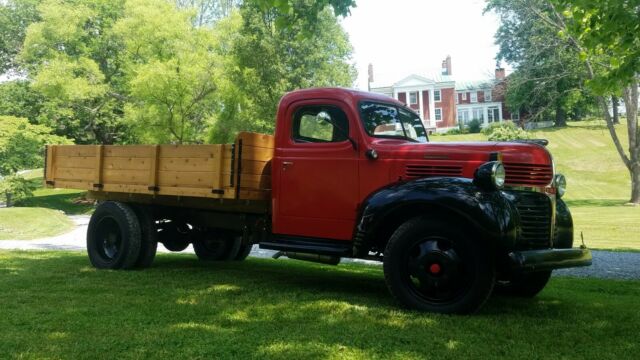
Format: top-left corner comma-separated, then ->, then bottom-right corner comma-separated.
555,173 -> 567,198
473,161 -> 505,190
493,162 -> 506,188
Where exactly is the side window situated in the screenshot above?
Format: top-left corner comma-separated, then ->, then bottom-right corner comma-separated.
292,105 -> 349,143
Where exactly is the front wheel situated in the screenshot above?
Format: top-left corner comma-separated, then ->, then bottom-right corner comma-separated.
383,217 -> 495,314
192,230 -> 241,261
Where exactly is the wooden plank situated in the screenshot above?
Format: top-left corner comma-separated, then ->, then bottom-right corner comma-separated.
55,145 -> 96,158
103,157 -> 151,171
52,180 -> 93,191
158,171 -> 217,188
159,144 -> 223,158
55,156 -> 95,169
223,174 -> 270,190
159,157 -> 218,172
104,145 -> 153,158
45,146 -> 54,181
236,132 -> 275,148
222,158 -> 271,176
149,145 -> 159,192
224,145 -> 273,162
94,145 -> 104,187
103,169 -> 149,184
55,167 -> 94,181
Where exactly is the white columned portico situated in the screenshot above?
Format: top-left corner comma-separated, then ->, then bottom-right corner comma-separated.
483,106 -> 489,127
428,87 -> 435,127
418,90 -> 424,122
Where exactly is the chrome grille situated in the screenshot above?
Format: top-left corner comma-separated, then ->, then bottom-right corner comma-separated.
405,164 -> 463,178
503,163 -> 553,186
510,191 -> 552,249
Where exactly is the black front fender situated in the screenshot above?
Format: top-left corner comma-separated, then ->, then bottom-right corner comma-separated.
353,177 -> 518,256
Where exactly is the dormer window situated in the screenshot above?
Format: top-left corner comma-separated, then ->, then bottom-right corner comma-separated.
470,92 -> 478,103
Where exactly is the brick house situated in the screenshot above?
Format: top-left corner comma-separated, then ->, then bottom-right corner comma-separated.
370,57 -> 518,132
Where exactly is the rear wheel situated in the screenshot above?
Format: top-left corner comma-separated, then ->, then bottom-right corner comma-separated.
383,217 -> 495,314
87,201 -> 141,270
192,230 -> 241,261
234,243 -> 253,261
132,206 -> 158,268
495,271 -> 552,298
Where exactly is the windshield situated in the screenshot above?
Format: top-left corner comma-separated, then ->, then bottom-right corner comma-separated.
359,101 -> 428,143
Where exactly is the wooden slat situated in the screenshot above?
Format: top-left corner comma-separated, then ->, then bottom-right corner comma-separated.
158,171 -> 217,188
236,132 -> 275,148
149,145 -> 160,192
45,146 -> 55,181
51,180 -> 93,191
103,169 -> 149,184
222,158 -> 271,176
159,144 -> 222,158
55,156 -> 95,169
104,145 -> 153,158
224,145 -> 273,162
103,157 -> 151,171
94,145 -> 104,186
55,167 -> 94,181
55,145 -> 96,157
223,174 -> 270,189
159,157 -> 217,172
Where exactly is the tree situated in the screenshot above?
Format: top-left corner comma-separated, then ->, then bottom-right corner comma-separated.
174,0 -> 240,27
534,0 -> 640,204
0,0 -> 40,74
0,116 -> 71,206
209,4 -> 356,142
0,80 -> 45,121
486,0 -> 596,127
251,0 -> 356,31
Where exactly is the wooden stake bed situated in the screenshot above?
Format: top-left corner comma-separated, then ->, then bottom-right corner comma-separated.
44,132 -> 274,207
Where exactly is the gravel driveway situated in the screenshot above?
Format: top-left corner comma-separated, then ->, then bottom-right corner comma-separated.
1,215 -> 638,280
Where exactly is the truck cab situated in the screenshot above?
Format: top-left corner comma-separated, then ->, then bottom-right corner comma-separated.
45,87 -> 592,314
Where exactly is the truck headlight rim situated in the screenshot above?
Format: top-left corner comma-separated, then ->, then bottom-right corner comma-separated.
474,161 -> 505,191
555,173 -> 567,198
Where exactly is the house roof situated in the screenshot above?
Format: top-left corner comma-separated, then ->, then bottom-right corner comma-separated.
455,79 -> 496,91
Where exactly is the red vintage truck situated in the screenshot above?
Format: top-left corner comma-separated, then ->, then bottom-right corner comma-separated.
44,88 -> 591,314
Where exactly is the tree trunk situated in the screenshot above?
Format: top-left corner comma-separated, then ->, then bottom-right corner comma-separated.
622,81 -> 639,204
555,104 -> 567,127
5,191 -> 12,208
611,95 -> 620,124
631,166 -> 640,205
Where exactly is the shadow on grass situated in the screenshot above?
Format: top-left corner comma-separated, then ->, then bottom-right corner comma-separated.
1,251 -> 639,359
15,192 -> 94,215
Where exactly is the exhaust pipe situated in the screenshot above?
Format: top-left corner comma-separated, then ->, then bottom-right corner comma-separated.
272,251 -> 341,265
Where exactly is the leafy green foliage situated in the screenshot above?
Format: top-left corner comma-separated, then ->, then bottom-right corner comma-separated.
251,0 -> 356,31
467,119 -> 482,134
484,121 -> 531,141
0,80 -> 45,121
0,0 -> 40,73
209,4 -> 356,142
0,174 -> 36,206
0,116 -> 71,176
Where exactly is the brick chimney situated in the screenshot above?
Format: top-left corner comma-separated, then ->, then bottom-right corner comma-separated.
495,67 -> 506,80
368,63 -> 374,83
441,55 -> 452,76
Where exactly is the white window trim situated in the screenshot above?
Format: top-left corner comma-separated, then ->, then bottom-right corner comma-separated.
435,108 -> 443,122
484,90 -> 492,102
461,92 -> 467,100
434,89 -> 442,102
409,91 -> 418,105
470,92 -> 478,103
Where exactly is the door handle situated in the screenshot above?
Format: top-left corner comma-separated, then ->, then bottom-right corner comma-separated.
282,161 -> 293,170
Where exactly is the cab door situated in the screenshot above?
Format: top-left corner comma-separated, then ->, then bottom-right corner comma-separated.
272,100 -> 359,240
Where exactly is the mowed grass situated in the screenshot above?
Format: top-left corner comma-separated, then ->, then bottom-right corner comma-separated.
0,207 -> 74,240
0,251 -> 638,360
432,119 -> 639,250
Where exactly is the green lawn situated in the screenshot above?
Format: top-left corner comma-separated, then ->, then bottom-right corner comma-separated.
0,251 -> 638,359
0,207 -> 74,240
433,120 -> 639,250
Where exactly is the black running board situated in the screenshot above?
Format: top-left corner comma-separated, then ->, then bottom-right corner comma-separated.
259,236 -> 352,257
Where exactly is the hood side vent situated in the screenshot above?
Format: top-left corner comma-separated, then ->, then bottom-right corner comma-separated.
405,164 -> 463,178
503,163 -> 553,186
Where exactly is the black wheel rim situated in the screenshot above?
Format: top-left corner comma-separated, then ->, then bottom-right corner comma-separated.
96,217 -> 122,261
404,236 -> 472,304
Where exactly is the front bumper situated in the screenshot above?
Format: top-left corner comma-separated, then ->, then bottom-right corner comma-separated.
509,247 -> 592,272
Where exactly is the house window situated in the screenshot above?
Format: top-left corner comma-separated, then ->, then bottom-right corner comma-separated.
484,90 -> 492,102
409,91 -> 418,105
472,107 -> 484,122
470,92 -> 478,103
487,106 -> 500,123
462,92 -> 467,100
457,109 -> 469,124
434,90 -> 441,102
435,108 -> 442,121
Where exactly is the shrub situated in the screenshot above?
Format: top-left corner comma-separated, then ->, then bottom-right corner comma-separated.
0,174 -> 36,207
485,121 -> 531,141
467,119 -> 482,133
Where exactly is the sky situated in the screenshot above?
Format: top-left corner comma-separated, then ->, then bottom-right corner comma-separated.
340,0 -> 508,90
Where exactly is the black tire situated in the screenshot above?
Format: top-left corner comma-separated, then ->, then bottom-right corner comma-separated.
87,201 -> 142,270
192,230 -> 241,261
234,243 -> 253,261
383,217 -> 495,314
158,221 -> 191,252
495,271 -> 552,298
132,206 -> 158,268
